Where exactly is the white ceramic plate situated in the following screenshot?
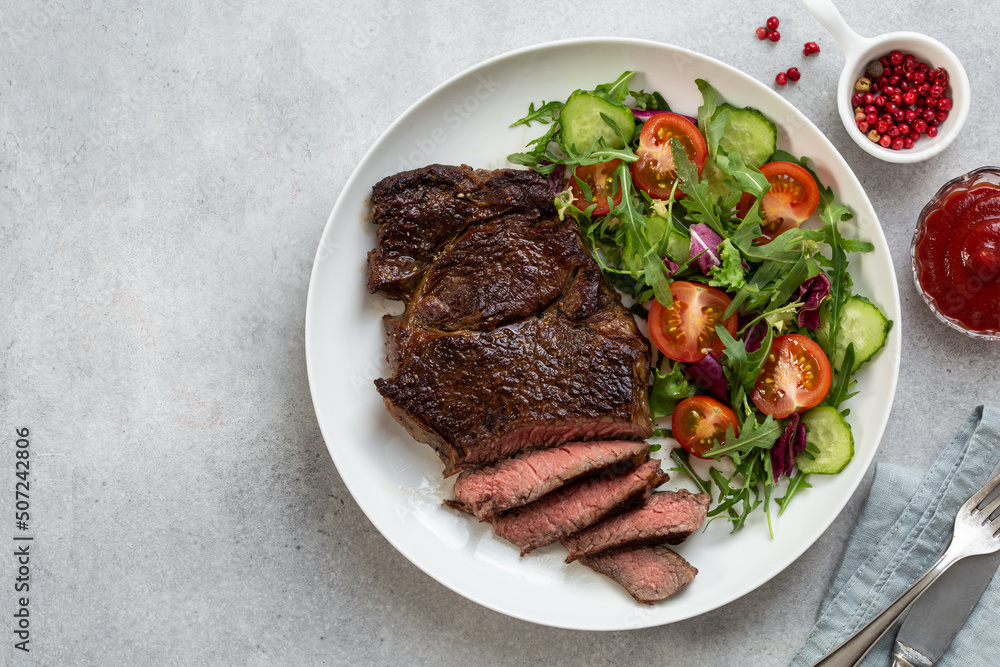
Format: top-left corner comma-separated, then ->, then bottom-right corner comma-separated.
305,38 -> 901,630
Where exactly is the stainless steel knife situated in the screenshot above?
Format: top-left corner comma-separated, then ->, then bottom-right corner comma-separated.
891,463 -> 1000,667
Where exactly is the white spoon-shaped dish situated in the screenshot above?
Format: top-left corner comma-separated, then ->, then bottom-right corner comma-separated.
803,0 -> 970,163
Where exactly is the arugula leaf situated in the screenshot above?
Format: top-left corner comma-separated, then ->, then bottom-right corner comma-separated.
506,120 -> 561,172
707,453 -> 770,533
768,254 -> 810,308
510,101 -> 564,127
730,200 -> 765,247
695,79 -> 719,140
777,471 -> 813,515
715,151 -> 769,200
824,343 -> 859,408
716,325 -> 748,406
672,137 -> 725,235
821,203 -> 854,367
705,413 -> 782,465
599,112 -> 636,152
610,163 -> 673,305
800,225 -> 874,254
558,135 -> 639,165
594,70 -> 636,104
706,110 -> 729,161
725,259 -> 782,318
669,448 -> 711,496
734,227 -> 806,266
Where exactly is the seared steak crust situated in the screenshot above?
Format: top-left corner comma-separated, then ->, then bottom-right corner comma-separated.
581,546 -> 698,604
370,165 -> 654,476
562,490 -> 711,562
368,164 -> 556,299
451,441 -> 650,520
487,458 -> 666,555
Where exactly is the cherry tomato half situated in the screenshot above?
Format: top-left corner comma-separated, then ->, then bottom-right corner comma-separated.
569,159 -> 622,216
751,334 -> 832,419
671,396 -> 739,459
737,161 -> 820,243
630,113 -> 707,200
647,281 -> 738,363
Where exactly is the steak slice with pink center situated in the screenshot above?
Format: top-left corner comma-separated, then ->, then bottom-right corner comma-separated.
581,545 -> 698,604
562,489 -> 711,562
451,441 -> 650,520
487,458 -> 665,555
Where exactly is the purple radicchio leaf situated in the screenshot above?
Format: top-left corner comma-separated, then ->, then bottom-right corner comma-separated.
688,223 -> 724,275
769,413 -> 807,482
663,256 -> 678,277
743,321 -> 767,353
630,108 -> 699,126
546,163 -> 567,194
794,273 -> 832,329
795,422 -> 808,458
684,354 -> 728,402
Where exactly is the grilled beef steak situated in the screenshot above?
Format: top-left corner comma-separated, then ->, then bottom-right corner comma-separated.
581,546 -> 698,604
369,165 -> 654,475
486,458 -> 666,555
451,441 -> 650,520
562,489 -> 711,562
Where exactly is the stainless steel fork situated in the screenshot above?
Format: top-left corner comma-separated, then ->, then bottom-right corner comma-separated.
813,470 -> 1000,667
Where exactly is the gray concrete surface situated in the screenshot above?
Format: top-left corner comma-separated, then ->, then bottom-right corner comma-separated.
2,1 -> 999,664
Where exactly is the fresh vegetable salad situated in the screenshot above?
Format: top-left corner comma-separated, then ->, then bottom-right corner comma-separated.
508,71 -> 891,533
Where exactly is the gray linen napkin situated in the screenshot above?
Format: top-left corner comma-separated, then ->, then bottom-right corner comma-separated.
791,405 -> 1000,667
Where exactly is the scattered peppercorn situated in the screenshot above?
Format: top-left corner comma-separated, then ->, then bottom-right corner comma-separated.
768,30 -> 781,43
756,26 -> 768,40
866,60 -> 884,79
775,71 -> 788,86
786,67 -> 801,82
803,42 -> 821,56
766,16 -> 780,30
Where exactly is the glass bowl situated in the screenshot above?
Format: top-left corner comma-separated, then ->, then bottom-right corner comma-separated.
911,166 -> 1000,340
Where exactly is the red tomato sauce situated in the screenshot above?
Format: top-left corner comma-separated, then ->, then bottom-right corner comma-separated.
914,174 -> 1000,335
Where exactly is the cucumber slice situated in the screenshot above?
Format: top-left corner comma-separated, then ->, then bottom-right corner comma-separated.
796,406 -> 854,474
819,296 -> 890,373
711,104 -> 776,169
559,92 -> 635,154
665,223 -> 690,264
644,216 -> 690,263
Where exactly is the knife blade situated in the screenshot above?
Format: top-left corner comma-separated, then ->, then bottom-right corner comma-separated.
891,462 -> 1000,667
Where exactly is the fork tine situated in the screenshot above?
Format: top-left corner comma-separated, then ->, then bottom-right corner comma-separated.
963,471 -> 1000,514
988,513 -> 1000,538
979,493 -> 1000,523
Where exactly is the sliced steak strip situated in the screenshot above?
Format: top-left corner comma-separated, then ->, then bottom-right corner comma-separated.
451,441 -> 650,520
562,490 -> 711,562
581,546 -> 698,604
487,458 -> 666,555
